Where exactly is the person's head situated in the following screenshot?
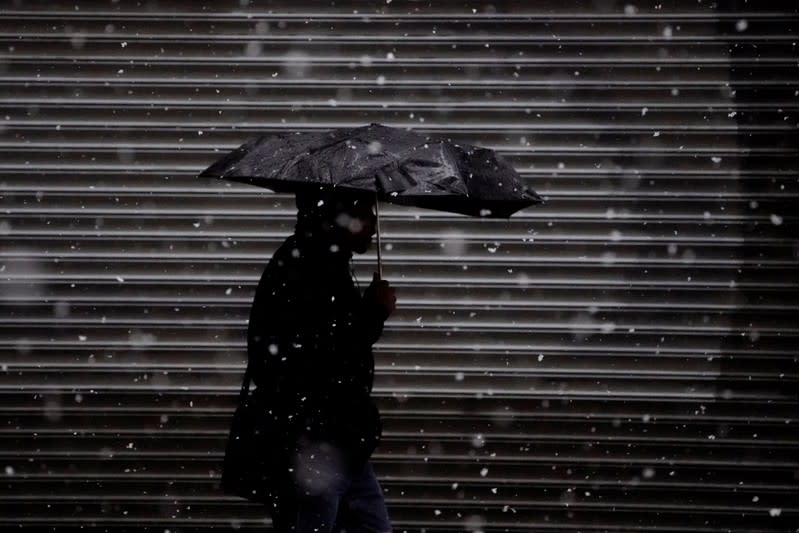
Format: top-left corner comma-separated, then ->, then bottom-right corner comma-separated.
295,188 -> 377,254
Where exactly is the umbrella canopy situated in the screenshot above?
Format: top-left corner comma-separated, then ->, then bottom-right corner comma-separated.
199,123 -> 542,218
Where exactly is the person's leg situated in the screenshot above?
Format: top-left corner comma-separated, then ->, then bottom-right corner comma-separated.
265,482 -> 295,533
333,461 -> 391,533
288,440 -> 351,533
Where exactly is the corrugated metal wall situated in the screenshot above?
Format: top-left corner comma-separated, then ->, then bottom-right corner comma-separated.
1,1 -> 797,531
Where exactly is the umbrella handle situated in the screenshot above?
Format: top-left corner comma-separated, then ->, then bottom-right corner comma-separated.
374,191 -> 382,278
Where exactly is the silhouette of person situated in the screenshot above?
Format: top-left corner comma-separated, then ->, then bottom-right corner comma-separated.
246,188 -> 396,532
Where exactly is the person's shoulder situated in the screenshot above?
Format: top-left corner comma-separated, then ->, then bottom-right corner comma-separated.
267,235 -> 320,281
267,237 -> 290,263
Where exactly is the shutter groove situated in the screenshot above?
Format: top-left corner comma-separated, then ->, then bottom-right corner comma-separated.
1,1 -> 797,531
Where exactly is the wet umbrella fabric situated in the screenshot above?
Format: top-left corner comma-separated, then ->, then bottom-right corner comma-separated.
198,122 -> 542,218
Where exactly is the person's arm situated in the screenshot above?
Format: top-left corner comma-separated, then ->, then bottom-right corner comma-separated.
360,272 -> 396,345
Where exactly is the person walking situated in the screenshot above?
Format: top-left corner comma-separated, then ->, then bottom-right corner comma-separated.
246,189 -> 396,532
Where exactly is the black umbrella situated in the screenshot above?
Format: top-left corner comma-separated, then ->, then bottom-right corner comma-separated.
199,123 -> 543,273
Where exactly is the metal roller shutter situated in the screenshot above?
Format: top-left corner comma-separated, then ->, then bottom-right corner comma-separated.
1,1 -> 796,531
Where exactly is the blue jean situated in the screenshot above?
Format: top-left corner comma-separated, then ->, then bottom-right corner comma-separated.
269,440 -> 391,533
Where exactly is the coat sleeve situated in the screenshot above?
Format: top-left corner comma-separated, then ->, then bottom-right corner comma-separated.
359,292 -> 389,346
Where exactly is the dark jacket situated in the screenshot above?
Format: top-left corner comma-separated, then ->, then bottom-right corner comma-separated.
246,231 -> 386,468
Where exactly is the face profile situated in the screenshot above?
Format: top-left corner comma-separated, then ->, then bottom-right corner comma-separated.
333,199 -> 377,254
296,189 -> 377,255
